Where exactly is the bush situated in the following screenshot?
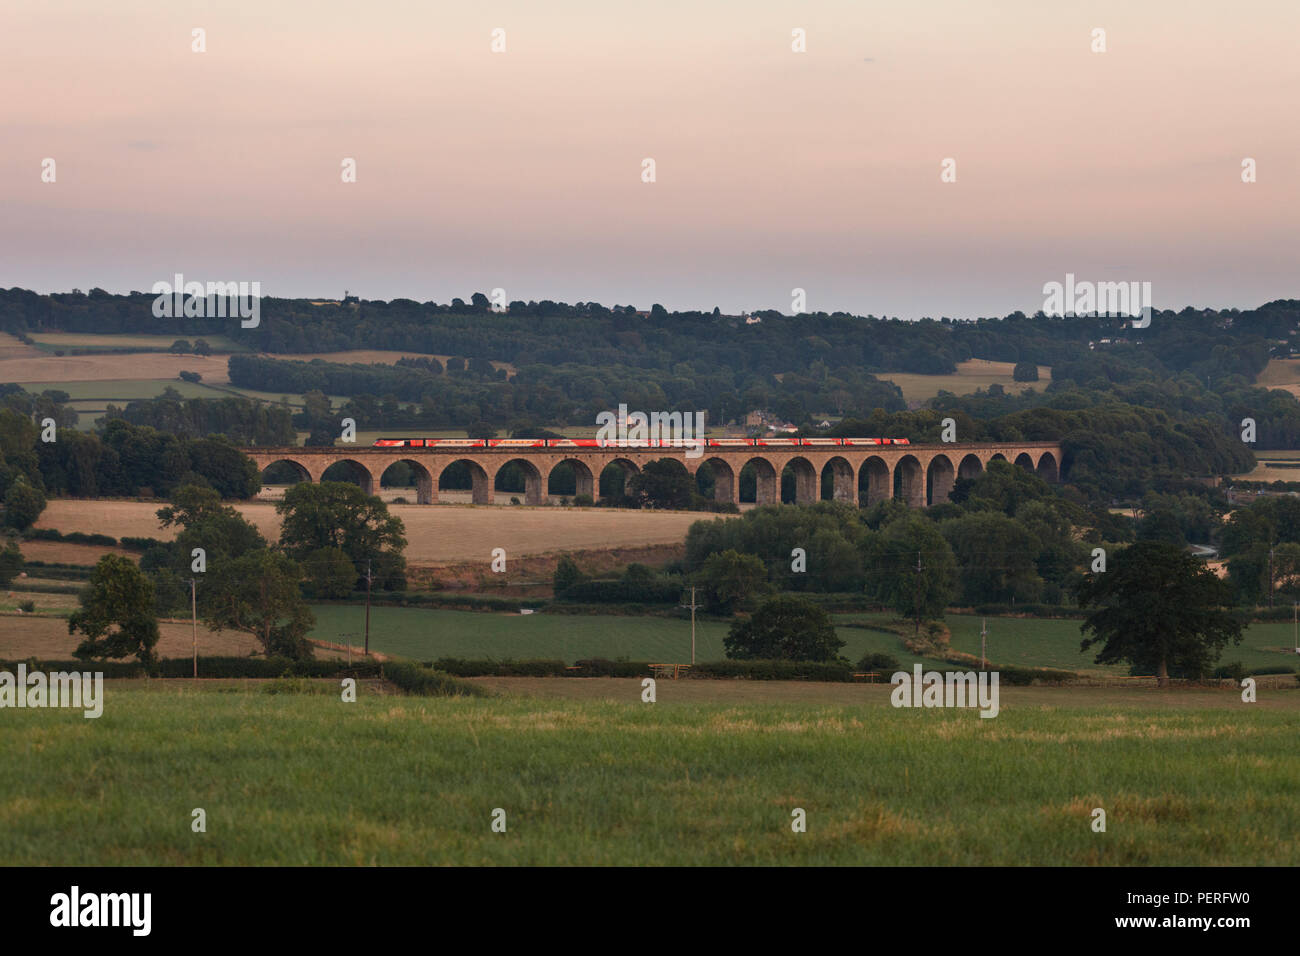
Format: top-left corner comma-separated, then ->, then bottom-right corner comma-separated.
18,600 -> 35,613
1212,661 -> 1247,681
0,542 -> 22,587
992,665 -> 1076,685
179,370 -> 202,383
856,652 -> 899,673
383,661 -> 488,697
691,659 -> 854,682
262,676 -> 334,695
1012,361 -> 1039,382
573,494 -> 594,507
724,596 -> 844,661
557,571 -> 681,604
3,479 -> 47,532
430,658 -> 569,677
24,528 -> 118,546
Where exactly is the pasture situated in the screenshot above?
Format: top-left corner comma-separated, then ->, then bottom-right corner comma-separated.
0,687 -> 1294,865
309,606 -> 1300,674
881,359 -> 1052,404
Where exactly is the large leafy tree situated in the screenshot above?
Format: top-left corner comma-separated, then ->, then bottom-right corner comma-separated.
276,481 -> 407,589
724,595 -> 843,662
157,483 -> 267,562
1076,541 -> 1242,684
205,549 -> 315,659
69,554 -> 161,667
2,476 -> 46,531
864,513 -> 956,619
627,459 -> 693,510
0,538 -> 23,587
696,549 -> 767,614
941,511 -> 1043,605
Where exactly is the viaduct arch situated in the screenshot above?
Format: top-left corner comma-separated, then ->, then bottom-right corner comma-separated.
249,442 -> 1062,509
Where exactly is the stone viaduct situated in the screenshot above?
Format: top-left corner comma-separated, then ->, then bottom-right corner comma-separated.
247,442 -> 1062,508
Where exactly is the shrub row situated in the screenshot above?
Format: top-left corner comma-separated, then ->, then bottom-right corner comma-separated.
119,536 -> 166,552
342,591 -> 544,612
992,666 -> 1078,685
425,657 -> 650,677
425,657 -> 860,681
5,581 -> 82,595
12,562 -> 92,579
969,603 -> 1084,618
691,660 -> 855,681
383,660 -> 489,696
556,578 -> 682,604
24,529 -> 118,547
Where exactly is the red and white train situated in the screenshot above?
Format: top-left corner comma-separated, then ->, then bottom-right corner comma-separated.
372,437 -> 910,449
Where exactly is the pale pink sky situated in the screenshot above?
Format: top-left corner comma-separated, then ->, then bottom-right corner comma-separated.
2,0 -> 1297,317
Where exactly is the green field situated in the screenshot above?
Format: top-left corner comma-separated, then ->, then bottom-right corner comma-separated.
311,606 -> 1300,675
1,686 -> 1295,865
23,379 -> 225,402
311,604 -> 922,667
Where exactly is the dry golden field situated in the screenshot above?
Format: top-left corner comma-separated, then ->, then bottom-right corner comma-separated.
0,614 -> 348,661
0,332 -> 42,360
284,350 -> 515,375
34,499 -> 715,566
0,351 -> 232,384
882,358 -> 1051,404
15,539 -> 135,565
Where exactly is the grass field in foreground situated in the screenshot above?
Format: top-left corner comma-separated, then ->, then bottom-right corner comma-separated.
1,687 -> 1295,865
310,605 -> 1300,674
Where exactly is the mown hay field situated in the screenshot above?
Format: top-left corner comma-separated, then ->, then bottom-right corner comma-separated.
881,359 -> 1052,404
34,498 -> 714,565
0,614 -> 276,660
0,687 -> 1294,865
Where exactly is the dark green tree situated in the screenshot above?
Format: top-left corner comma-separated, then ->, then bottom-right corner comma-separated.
723,595 -> 844,661
0,538 -> 23,587
627,459 -> 693,510
276,481 -> 407,589
1076,541 -> 1242,685
553,555 -> 583,594
68,554 -> 161,667
865,514 -> 956,619
302,546 -> 358,599
3,476 -> 46,531
696,549 -> 767,614
205,549 -> 315,659
1012,362 -> 1039,382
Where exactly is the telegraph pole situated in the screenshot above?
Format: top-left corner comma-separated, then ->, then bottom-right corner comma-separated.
680,586 -> 702,665
914,552 -> 923,643
364,560 -> 373,656
191,578 -> 198,680
980,617 -> 988,671
1269,545 -> 1275,609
